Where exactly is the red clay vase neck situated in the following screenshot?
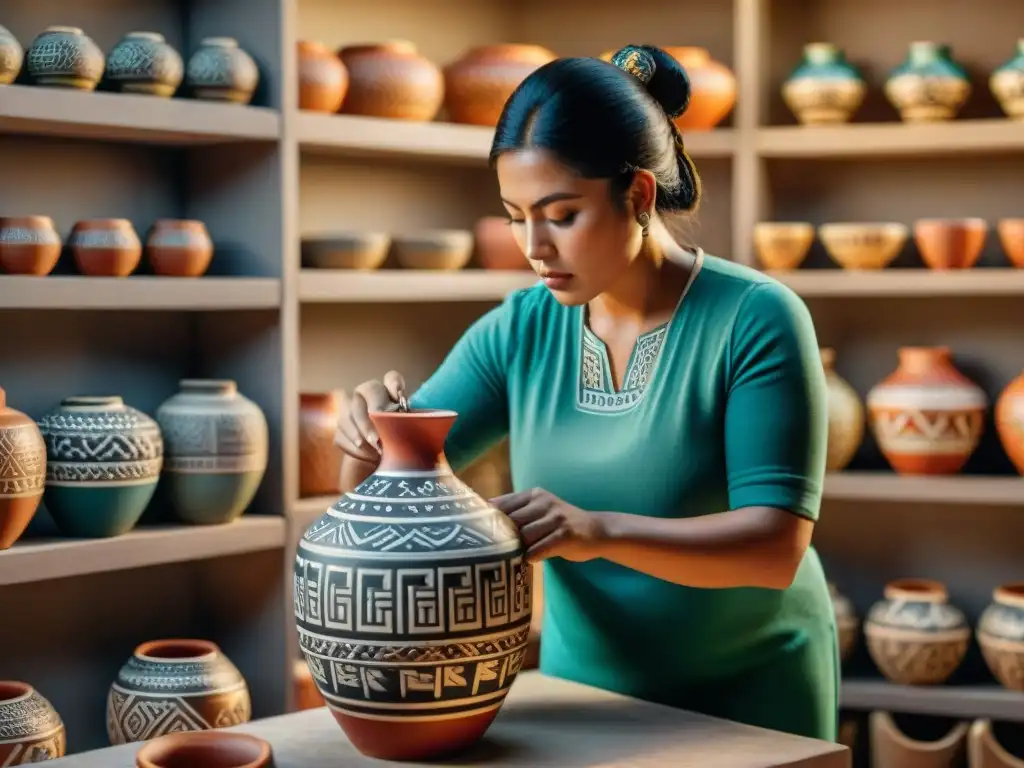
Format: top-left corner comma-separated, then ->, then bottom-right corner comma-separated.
369,409 -> 457,472
897,346 -> 951,375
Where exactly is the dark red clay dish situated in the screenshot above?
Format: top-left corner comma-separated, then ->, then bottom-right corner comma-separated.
135,731 -> 273,768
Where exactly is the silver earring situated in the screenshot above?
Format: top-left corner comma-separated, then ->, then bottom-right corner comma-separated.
637,211 -> 651,237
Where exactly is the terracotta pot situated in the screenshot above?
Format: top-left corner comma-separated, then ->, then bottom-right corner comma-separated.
155,380 -> 269,525
913,218 -> 988,270
865,578 -> 970,685
106,32 -> 184,97
186,37 -> 259,105
338,41 -> 443,121
298,40 -> 348,113
664,47 -> 736,131
0,216 -> 62,276
997,219 -> 1024,267
474,216 -> 529,270
819,222 -> 908,270
294,408 -> 532,761
978,582 -> 1024,692
782,43 -> 866,125
68,218 -> 143,277
870,711 -> 969,768
108,639 -> 251,745
886,41 -> 971,122
299,391 -> 342,498
137,731 -> 272,768
38,396 -> 162,538
0,681 -> 66,763
821,349 -> 864,472
829,582 -> 859,663
991,39 -> 1024,120
443,44 -> 557,127
752,222 -> 814,271
996,371 -> 1024,476
145,219 -> 214,277
866,347 -> 987,475
25,26 -> 104,91
0,388 -> 45,550
0,24 -> 24,85
969,720 -> 1024,768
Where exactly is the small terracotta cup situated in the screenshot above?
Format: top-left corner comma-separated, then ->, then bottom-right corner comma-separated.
145,219 -> 214,277
68,218 -> 142,277
913,217 -> 988,270
0,216 -> 63,275
136,731 -> 272,768
997,218 -> 1024,267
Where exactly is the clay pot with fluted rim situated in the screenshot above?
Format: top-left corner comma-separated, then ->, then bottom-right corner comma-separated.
299,391 -> 343,498
821,348 -> 864,472
865,578 -> 970,685
443,44 -> 557,127
475,216 -> 529,270
0,216 -> 62,276
0,24 -> 24,85
978,582 -> 1024,692
298,40 -> 348,113
68,219 -> 142,277
996,371 -> 1024,476
26,26 -> 104,91
997,219 -> 1024,268
339,42 -> 443,121
0,387 -> 45,550
866,346 -> 987,475
145,219 -> 214,277
752,222 -> 814,270
914,218 -> 988,270
106,31 -> 184,97
186,37 -> 259,105
829,582 -> 859,663
0,681 -> 66,763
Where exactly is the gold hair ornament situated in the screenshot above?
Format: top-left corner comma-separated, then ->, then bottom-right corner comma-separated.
611,46 -> 656,86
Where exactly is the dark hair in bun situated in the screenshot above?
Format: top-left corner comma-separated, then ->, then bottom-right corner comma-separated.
490,44 -> 701,215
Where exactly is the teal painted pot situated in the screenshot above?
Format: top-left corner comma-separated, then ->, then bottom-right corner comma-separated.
885,41 -> 970,122
991,39 -> 1024,119
155,380 -> 268,525
782,42 -> 866,125
37,396 -> 163,538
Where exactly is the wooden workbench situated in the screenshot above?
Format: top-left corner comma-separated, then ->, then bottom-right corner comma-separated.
49,672 -> 849,767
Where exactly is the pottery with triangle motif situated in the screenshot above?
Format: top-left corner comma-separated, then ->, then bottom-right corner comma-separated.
0,388 -> 46,550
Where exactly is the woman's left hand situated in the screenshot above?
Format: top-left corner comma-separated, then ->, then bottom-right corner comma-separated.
491,488 -> 605,563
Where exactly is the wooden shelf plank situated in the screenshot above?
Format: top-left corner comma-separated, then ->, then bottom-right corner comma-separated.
768,269 -> 1024,298
298,269 -> 539,302
0,276 -> 281,310
758,119 -> 1024,158
297,113 -> 737,164
841,679 -> 1024,722
825,472 -> 1024,506
0,84 -> 280,145
0,517 -> 286,586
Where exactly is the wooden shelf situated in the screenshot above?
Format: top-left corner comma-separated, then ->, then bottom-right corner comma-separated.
0,84 -> 280,145
0,517 -> 286,586
824,472 -> 1024,506
0,276 -> 281,310
767,270 -> 1024,298
757,120 -> 1024,159
841,679 -> 1024,722
298,269 -> 539,302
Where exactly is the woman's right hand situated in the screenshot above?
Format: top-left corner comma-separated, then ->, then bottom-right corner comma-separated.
334,371 -> 407,462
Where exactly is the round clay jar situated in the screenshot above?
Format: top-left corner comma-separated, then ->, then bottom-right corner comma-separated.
298,40 -> 348,112
0,24 -> 24,85
0,216 -> 62,275
186,37 -> 260,104
26,26 -> 104,90
0,681 -> 66,763
106,31 -> 184,97
443,44 -> 557,127
338,41 -> 443,121
68,219 -> 143,277
146,219 -> 214,277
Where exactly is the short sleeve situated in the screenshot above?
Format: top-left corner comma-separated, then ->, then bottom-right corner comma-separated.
724,281 -> 828,521
408,290 -> 522,471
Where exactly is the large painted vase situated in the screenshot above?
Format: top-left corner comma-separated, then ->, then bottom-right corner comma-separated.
294,408 -> 532,761
782,42 -> 866,125
0,387 -> 46,550
0,681 -> 66,764
37,396 -> 163,537
155,380 -> 268,525
884,41 -> 971,122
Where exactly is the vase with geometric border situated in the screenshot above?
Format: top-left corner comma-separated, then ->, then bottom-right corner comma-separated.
0,387 -> 46,550
782,42 -> 866,125
885,41 -> 970,122
0,681 -> 66,763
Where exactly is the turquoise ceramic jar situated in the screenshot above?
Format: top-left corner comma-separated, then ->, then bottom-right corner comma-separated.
155,379 -> 268,525
37,396 -> 163,537
885,41 -> 970,122
991,39 -> 1024,119
782,42 -> 866,125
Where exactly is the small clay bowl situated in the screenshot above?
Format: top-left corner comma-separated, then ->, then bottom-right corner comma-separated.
146,219 -> 214,277
0,215 -> 63,275
752,222 -> 814,270
997,218 -> 1024,268
913,217 -> 988,270
392,229 -> 473,270
136,731 -> 272,768
819,222 -> 908,270
474,216 -> 529,270
301,232 -> 390,270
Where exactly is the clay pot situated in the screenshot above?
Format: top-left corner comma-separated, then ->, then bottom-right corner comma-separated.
665,47 -> 736,131
782,43 -> 866,125
0,388 -> 45,550
136,731 -> 272,768
885,41 -> 970,122
443,44 -> 557,127
108,639 -> 251,745
301,232 -> 390,270
914,218 -> 988,270
997,219 -> 1024,267
866,347 -> 987,475
0,681 -> 66,763
996,371 -> 1024,476
969,719 -> 1024,768
991,39 -> 1024,120
299,391 -> 342,498
38,396 -> 162,537
68,219 -> 143,277
819,222 -> 908,270
870,711 -> 969,768
106,32 -> 184,97
186,37 -> 259,105
338,41 -> 443,121
829,582 -> 859,663
25,26 -> 104,91
145,219 -> 214,277
294,408 -> 532,761
298,41 -> 348,113
752,222 -> 814,270
155,380 -> 268,526
978,583 -> 1024,692
0,24 -> 24,85
821,349 -> 864,472
864,578 -> 970,685
474,216 -> 529,270
393,229 -> 473,270
0,216 -> 62,276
